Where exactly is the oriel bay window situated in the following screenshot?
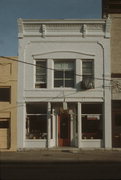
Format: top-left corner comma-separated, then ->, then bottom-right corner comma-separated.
54,60 -> 75,88
82,103 -> 103,139
35,60 -> 47,88
26,103 -> 47,139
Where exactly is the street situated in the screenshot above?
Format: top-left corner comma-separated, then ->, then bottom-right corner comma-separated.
0,161 -> 121,180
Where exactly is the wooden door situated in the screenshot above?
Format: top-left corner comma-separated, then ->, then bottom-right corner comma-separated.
112,111 -> 121,147
58,112 -> 70,146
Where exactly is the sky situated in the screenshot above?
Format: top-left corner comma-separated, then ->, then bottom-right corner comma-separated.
0,0 -> 102,56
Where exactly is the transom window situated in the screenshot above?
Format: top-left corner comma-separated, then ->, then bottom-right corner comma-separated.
54,61 -> 75,88
35,60 -> 47,88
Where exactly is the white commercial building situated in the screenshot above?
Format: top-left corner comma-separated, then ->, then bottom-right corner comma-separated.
17,18 -> 112,149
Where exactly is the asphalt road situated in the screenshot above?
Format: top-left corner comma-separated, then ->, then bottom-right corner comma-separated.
0,161 -> 121,180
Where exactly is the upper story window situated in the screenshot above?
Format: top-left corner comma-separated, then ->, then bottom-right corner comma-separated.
54,61 -> 75,88
0,87 -> 11,102
81,60 -> 94,90
35,60 -> 47,88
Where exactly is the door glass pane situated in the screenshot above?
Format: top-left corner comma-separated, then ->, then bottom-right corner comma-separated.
60,114 -> 69,139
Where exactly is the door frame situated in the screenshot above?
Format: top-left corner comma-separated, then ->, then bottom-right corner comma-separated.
58,112 -> 70,147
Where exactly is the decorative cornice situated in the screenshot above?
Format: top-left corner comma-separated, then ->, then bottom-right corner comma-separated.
105,17 -> 111,38
82,24 -> 87,38
17,18 -> 24,38
18,18 -> 109,38
41,24 -> 46,38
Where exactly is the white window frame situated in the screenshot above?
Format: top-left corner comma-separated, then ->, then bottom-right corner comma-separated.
81,59 -> 94,89
35,60 -> 47,88
54,60 -> 75,88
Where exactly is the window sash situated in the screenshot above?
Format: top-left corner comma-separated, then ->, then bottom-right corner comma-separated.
35,61 -> 47,88
54,61 -> 74,88
82,61 -> 94,77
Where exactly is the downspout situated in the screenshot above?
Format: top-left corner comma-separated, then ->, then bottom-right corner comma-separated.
97,41 -> 105,147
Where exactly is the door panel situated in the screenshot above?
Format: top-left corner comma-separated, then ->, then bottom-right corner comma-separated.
0,119 -> 9,149
58,113 -> 70,146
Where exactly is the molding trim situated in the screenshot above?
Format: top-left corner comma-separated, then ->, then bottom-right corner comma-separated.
32,50 -> 95,58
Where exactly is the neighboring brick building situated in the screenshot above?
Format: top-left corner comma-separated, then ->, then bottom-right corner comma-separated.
0,57 -> 17,151
102,0 -> 121,147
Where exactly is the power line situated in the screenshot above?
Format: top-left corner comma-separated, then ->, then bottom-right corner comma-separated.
0,56 -> 114,82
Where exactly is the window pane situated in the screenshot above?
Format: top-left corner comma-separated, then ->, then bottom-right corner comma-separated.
65,80 -> 74,87
82,103 -> 102,139
0,87 -> 10,102
54,63 -> 62,69
36,61 -> 46,88
82,60 -> 94,89
26,103 -> 47,114
65,71 -> 74,78
35,83 -> 46,88
36,75 -> 46,82
26,115 -> 47,139
54,80 -> 63,87
26,103 -> 47,139
64,62 -> 74,70
0,119 -> 9,128
54,71 -> 63,79
83,61 -> 93,76
54,61 -> 74,88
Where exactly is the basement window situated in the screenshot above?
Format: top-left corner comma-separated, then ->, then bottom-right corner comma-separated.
82,103 -> 102,139
0,87 -> 10,102
26,103 -> 47,139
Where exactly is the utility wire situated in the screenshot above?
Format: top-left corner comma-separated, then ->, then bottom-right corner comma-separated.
0,56 -> 116,82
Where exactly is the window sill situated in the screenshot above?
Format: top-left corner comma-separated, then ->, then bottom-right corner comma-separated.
32,88 -> 76,91
25,139 -> 47,142
82,139 -> 102,141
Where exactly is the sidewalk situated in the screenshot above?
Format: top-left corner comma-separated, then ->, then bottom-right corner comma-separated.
1,148 -> 121,162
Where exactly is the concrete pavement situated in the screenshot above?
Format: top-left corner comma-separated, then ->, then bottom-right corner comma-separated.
1,148 -> 121,162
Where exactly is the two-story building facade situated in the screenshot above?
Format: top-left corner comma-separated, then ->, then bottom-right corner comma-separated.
102,0 -> 121,148
0,57 -> 17,151
17,19 -> 111,149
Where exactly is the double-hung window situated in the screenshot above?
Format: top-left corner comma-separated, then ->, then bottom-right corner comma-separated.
82,60 -> 94,89
54,61 -> 74,88
35,60 -> 47,88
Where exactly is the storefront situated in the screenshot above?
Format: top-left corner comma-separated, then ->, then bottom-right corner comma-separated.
20,102 -> 103,149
